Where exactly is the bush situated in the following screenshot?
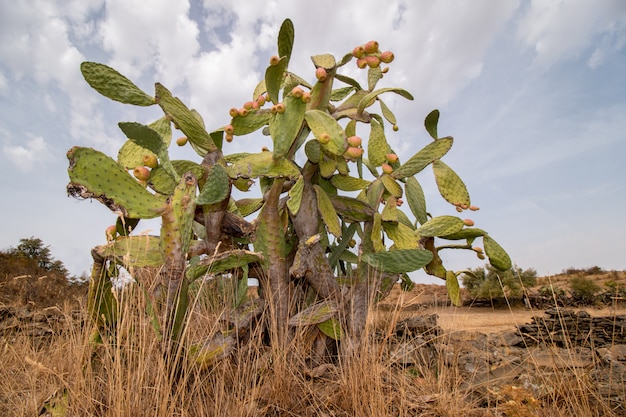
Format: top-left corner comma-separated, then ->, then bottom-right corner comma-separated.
461,265 -> 537,301
569,276 -> 600,304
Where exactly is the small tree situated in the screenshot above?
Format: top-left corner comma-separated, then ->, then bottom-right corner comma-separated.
67,20 -> 511,360
570,276 -> 600,304
11,237 -> 69,275
461,265 -> 536,301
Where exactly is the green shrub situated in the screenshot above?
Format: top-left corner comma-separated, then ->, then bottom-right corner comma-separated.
461,265 -> 537,301
569,276 -> 600,304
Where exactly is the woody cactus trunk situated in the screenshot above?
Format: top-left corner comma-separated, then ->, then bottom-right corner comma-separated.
67,19 -> 511,359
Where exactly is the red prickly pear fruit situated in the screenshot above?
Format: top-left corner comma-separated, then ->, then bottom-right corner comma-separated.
456,206 -> 463,213
460,204 -> 469,210
477,252 -> 486,260
379,51 -> 394,64
396,198 -> 404,207
176,136 -> 188,146
381,163 -> 394,175
352,45 -> 365,58
381,66 -> 389,74
472,246 -> 484,253
224,124 -> 234,135
225,133 -> 234,143
105,225 -> 117,242
365,55 -> 380,68
274,103 -> 286,113
291,86 -> 304,99
257,94 -> 266,106
251,101 -> 260,110
318,133 -> 331,144
269,55 -> 280,66
385,153 -> 398,163
315,67 -> 327,82
363,40 -> 379,54
143,154 -> 158,168
463,219 -> 475,227
344,146 -> 364,159
392,124 -> 399,132
133,166 -> 151,181
243,101 -> 254,110
229,108 -> 239,118
301,92 -> 311,103
238,108 -> 248,117
356,57 -> 368,69
347,135 -> 362,147
469,205 -> 480,211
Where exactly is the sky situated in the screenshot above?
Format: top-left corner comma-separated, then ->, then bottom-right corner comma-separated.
0,0 -> 625,284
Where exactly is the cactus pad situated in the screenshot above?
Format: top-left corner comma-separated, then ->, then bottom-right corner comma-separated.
417,215 -> 465,237
391,136 -> 453,179
362,248 -> 433,274
432,160 -> 470,207
80,62 -> 155,106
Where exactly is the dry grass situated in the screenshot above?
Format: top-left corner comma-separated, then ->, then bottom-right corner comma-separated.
1,282 -> 624,416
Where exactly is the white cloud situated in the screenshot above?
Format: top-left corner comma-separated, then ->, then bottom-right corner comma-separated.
517,0 -> 626,68
0,70 -> 7,96
587,48 -> 605,68
3,135 -> 52,172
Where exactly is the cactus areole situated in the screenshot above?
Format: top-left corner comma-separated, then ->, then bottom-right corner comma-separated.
68,19 -> 511,358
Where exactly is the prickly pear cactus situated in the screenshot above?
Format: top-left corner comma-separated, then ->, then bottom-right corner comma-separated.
68,19 -> 511,357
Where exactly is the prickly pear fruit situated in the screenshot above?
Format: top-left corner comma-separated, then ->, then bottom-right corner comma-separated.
392,124 -> 399,131
472,246 -> 483,253
143,154 -> 158,168
291,86 -> 304,99
363,40 -> 379,54
238,108 -> 249,117
381,163 -> 394,175
477,252 -> 486,260
224,124 -> 234,135
133,166 -> 151,181
229,108 -> 239,118
352,46 -> 365,58
319,133 -> 331,144
463,219 -> 475,227
257,94 -> 266,106
315,67 -> 327,82
379,51 -> 394,64
347,136 -> 362,147
243,101 -> 255,110
356,58 -> 368,69
301,92 -> 311,103
269,55 -> 280,66
385,153 -> 398,163
272,103 -> 286,114
365,56 -> 380,68
225,133 -> 234,143
176,136 -> 188,146
396,198 -> 404,206
344,146 -> 364,159
469,205 -> 480,211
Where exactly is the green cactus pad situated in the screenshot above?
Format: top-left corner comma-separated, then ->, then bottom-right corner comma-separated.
311,54 -> 336,70
228,152 -> 300,179
231,110 -> 272,135
357,87 -> 414,115
383,222 -> 419,250
67,147 -> 165,218
186,249 -> 264,281
440,227 -> 487,241
417,215 -> 465,237
317,318 -> 343,340
319,151 -> 338,178
235,198 -> 264,217
330,86 -> 355,102
329,174 -> 370,192
305,110 -> 346,156
328,194 -> 375,222
381,174 -> 403,198
405,177 -> 428,225
118,122 -> 178,181
368,118 -> 389,167
391,136 -> 453,179
97,236 -> 164,268
381,196 -> 398,224
371,213 -> 385,252
314,185 -> 341,238
80,62 -> 155,106
396,209 -> 416,230
368,66 -> 383,91
196,164 -> 230,205
288,301 -> 339,326
148,160 -> 204,195
155,83 -> 216,154
378,98 -> 397,126
118,141 -> 157,170
277,19 -> 294,64
271,94 -> 307,158
432,160 -> 470,207
483,235 -> 512,271
304,139 -> 321,163
424,109 -> 440,140
265,56 -> 288,105
287,175 -> 304,215
363,249 -> 433,274
446,270 -> 462,306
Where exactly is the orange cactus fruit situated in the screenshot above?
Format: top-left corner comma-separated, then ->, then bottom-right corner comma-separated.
463,219 -> 475,227
291,86 -> 304,99
381,163 -> 394,175
347,135 -> 362,147
301,92 -> 311,103
379,51 -> 394,64
225,133 -> 234,143
133,166 -> 151,181
318,133 -> 331,144
256,94 -> 266,106
365,56 -> 380,68
243,101 -> 254,110
176,136 -> 188,146
356,57 -> 368,69
269,55 -> 280,66
363,40 -> 379,54
344,146 -> 364,159
224,124 -> 234,135
315,67 -> 327,82
142,154 -> 158,168
472,246 -> 484,253
396,198 -> 404,206
238,108 -> 249,117
229,107 -> 239,118
352,45 -> 365,58
385,153 -> 398,163
469,205 -> 480,211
